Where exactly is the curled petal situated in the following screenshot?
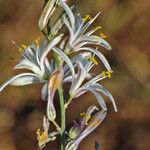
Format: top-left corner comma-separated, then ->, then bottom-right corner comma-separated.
69,61 -> 87,96
82,74 -> 105,88
76,47 -> 112,72
0,73 -> 42,91
63,16 -> 74,44
47,68 -> 64,121
73,35 -> 112,50
40,34 -> 63,71
58,0 -> 75,29
14,59 -> 43,77
80,105 -> 99,130
89,83 -> 117,112
66,110 -> 107,150
51,4 -> 77,37
81,110 -> 107,136
86,89 -> 107,110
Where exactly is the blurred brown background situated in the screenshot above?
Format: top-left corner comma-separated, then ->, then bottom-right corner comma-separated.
0,0 -> 149,150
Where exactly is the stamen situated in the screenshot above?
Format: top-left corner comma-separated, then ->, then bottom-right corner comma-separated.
80,112 -> 85,117
18,44 -> 27,53
36,129 -> 41,135
20,44 -> 27,49
102,71 -> 112,78
106,71 -> 111,78
89,56 -> 98,65
35,37 -> 40,48
99,32 -> 107,39
40,131 -> 46,141
94,25 -> 102,30
82,15 -> 93,22
85,115 -> 91,122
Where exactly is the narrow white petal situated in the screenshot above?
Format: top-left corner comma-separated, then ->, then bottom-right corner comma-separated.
90,83 -> 117,112
40,35 -> 63,71
59,0 -> 75,29
14,59 -> 43,77
76,47 -> 112,72
63,17 -> 74,43
78,12 -> 101,37
86,88 -> 107,110
51,4 -> 77,36
41,83 -> 48,101
53,47 -> 75,87
0,73 -> 41,91
44,58 -> 53,75
82,74 -> 105,88
69,61 -> 87,95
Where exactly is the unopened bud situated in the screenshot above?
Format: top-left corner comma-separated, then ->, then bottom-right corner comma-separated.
68,125 -> 80,139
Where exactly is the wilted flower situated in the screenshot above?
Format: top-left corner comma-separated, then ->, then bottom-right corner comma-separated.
47,68 -> 64,121
66,106 -> 107,150
36,116 -> 59,149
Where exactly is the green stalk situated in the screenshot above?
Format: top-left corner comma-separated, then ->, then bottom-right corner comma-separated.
54,52 -> 66,150
43,1 -> 66,149
58,85 -> 66,150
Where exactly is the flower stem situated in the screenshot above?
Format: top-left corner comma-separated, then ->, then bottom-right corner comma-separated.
43,1 -> 66,148
58,85 -> 66,150
64,97 -> 73,109
54,52 -> 66,150
52,120 -> 62,133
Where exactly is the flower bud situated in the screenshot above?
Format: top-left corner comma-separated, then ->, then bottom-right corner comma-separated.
68,125 -> 80,139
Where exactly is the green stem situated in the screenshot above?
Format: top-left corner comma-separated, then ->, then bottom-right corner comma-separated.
58,85 -> 66,150
43,1 -> 66,147
54,52 -> 66,150
64,97 -> 73,109
52,120 -> 62,133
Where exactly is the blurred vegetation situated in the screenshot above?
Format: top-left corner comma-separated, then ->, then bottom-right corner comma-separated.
0,0 -> 149,150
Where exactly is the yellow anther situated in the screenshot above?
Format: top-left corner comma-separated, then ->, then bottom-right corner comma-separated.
94,25 -> 102,30
20,44 -> 27,49
35,37 -> 40,48
82,15 -> 93,22
102,71 -> 112,79
85,115 -> 91,122
18,44 -> 27,53
99,32 -> 107,39
82,15 -> 89,21
18,48 -> 22,52
36,129 -> 40,135
80,112 -> 86,117
40,131 -> 46,141
89,56 -> 98,65
107,71 -> 111,78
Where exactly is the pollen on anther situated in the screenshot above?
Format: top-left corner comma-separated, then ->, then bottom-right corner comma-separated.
90,56 -> 98,65
99,32 -> 107,39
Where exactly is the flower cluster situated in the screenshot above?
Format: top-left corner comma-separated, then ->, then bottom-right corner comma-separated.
0,0 -> 117,149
